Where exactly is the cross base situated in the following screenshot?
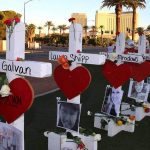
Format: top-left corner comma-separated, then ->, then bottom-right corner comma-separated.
121,102 -> 150,121
94,113 -> 135,137
44,131 -> 99,150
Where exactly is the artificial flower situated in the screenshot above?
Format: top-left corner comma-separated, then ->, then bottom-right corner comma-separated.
76,50 -> 81,53
87,111 -> 92,116
16,57 -> 24,61
116,32 -> 120,36
57,55 -> 70,69
68,17 -> 75,22
67,132 -> 87,150
0,84 -> 11,97
144,107 -> 150,113
93,134 -> 101,141
109,53 -> 117,62
116,120 -> 123,126
129,115 -> 136,121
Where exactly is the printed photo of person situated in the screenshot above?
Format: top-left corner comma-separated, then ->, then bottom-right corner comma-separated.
101,86 -> 123,117
57,101 -> 81,132
0,122 -> 22,150
147,77 -> 150,85
128,80 -> 150,102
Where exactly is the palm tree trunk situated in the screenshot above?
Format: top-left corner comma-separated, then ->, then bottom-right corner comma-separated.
115,4 -> 122,33
101,29 -> 103,45
132,8 -> 136,41
48,27 -> 50,36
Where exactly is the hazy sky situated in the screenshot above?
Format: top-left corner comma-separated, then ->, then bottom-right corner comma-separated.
0,0 -> 150,28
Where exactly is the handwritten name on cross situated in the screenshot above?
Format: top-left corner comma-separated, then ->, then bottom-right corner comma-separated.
100,32 -> 145,63
49,23 -> 106,103
0,22 -> 52,150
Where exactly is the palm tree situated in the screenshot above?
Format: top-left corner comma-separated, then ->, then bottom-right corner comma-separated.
37,26 -> 42,37
99,25 -> 104,39
26,24 -> 36,43
101,0 -> 127,33
61,25 -> 68,34
147,25 -> 150,31
57,25 -> 63,35
52,26 -> 57,34
45,21 -> 53,36
136,27 -> 144,35
83,25 -> 89,38
127,0 -> 146,41
91,26 -> 97,38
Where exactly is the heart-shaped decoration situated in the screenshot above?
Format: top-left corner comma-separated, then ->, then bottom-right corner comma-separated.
131,61 -> 150,82
102,60 -> 132,88
0,78 -> 34,123
54,65 -> 91,99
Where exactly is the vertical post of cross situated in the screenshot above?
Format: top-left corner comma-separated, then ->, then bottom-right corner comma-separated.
67,23 -> 82,103
6,21 -> 26,150
2,20 -> 52,150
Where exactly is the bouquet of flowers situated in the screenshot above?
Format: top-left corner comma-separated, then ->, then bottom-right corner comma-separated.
4,18 -> 20,36
4,18 -> 20,49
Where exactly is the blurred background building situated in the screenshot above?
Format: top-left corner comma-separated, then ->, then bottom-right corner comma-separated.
95,11 -> 139,38
71,13 -> 87,37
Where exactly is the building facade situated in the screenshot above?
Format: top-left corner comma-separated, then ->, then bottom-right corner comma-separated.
95,11 -> 139,37
71,13 -> 87,37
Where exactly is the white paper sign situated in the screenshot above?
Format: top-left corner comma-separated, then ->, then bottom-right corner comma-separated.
117,54 -> 144,63
49,51 -> 106,65
0,59 -> 52,77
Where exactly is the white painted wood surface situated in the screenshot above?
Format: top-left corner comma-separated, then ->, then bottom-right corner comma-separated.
94,113 -> 135,137
3,21 -> 52,150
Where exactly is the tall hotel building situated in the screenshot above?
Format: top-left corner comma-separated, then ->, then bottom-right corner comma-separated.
95,11 -> 139,36
71,13 -> 87,37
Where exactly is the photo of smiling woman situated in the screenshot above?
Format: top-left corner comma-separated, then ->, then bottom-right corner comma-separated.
57,101 -> 81,132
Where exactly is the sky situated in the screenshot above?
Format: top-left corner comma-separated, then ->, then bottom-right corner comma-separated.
0,0 -> 150,33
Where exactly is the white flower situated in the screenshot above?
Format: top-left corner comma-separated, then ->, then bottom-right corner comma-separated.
0,84 -> 11,97
109,53 -> 118,61
87,111 -> 92,116
127,118 -> 132,123
94,134 -> 101,141
56,97 -> 61,101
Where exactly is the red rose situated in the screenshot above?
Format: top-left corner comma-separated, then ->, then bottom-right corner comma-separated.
76,50 -> 81,53
144,108 -> 150,113
4,19 -> 12,26
68,17 -> 75,22
14,18 -> 20,23
78,142 -> 85,149
138,32 -> 144,36
116,32 -> 120,36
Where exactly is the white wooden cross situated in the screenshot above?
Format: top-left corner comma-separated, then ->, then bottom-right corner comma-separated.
47,23 -> 105,150
49,23 -> 106,103
0,21 -> 52,150
100,32 -> 144,63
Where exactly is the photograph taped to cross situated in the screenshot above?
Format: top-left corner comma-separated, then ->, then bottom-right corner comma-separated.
0,122 -> 22,150
101,86 -> 123,117
128,80 -> 150,102
57,101 -> 81,132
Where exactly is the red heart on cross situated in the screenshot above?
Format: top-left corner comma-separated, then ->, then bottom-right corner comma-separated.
130,61 -> 150,82
54,65 -> 91,100
0,78 -> 34,123
102,60 -> 132,88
